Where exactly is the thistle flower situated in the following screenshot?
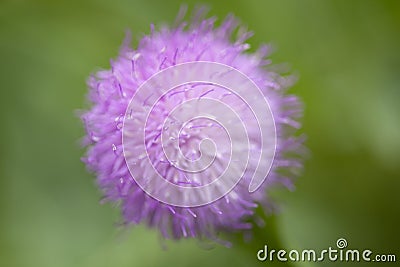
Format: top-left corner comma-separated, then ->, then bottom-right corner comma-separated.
81,7 -> 304,243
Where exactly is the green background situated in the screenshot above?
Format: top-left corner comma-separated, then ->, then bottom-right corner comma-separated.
1,0 -> 399,266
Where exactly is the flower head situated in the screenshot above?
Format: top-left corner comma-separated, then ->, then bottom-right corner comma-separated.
81,7 -> 304,243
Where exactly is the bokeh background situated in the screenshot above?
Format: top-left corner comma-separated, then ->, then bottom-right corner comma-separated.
1,0 -> 399,266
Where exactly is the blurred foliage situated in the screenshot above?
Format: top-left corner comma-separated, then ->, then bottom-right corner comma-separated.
0,0 -> 399,266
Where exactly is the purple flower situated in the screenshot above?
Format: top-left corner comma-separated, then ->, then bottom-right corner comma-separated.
81,7 -> 304,243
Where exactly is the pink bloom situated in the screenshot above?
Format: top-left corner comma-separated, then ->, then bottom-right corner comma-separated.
81,7 -> 304,243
